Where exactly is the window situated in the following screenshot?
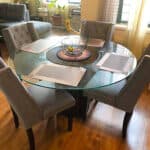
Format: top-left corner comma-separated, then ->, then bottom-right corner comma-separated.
117,0 -> 150,26
44,0 -> 54,3
45,0 -> 52,2
117,0 -> 131,23
44,0 -> 80,4
68,0 -> 81,4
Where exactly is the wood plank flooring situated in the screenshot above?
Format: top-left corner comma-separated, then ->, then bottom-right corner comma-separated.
0,43 -> 150,150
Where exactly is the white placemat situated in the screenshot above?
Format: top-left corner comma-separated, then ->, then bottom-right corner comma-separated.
96,53 -> 133,74
29,63 -> 86,86
21,39 -> 51,53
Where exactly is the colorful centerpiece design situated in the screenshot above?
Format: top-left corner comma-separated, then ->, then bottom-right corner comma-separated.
62,36 -> 85,57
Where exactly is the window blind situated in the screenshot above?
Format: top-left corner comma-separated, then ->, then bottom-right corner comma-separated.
100,0 -> 119,23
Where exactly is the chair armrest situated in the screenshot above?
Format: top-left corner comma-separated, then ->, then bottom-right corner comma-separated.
24,9 -> 30,21
2,28 -> 19,59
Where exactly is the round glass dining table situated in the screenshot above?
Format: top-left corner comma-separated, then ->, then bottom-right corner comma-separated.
12,39 -> 137,120
13,41 -> 137,90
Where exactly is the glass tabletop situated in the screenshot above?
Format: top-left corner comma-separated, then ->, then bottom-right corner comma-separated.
13,40 -> 137,90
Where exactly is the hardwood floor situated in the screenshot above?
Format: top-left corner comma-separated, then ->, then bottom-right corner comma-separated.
0,44 -> 150,150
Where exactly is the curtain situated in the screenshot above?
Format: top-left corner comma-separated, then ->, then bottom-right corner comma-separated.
127,0 -> 150,58
100,0 -> 119,23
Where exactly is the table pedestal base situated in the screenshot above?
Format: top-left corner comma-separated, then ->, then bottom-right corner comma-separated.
68,90 -> 96,120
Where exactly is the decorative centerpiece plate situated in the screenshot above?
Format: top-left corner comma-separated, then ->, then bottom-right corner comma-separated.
57,36 -> 91,62
62,36 -> 84,56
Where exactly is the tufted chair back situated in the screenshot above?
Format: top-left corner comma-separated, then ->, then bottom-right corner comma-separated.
2,22 -> 39,59
80,20 -> 114,42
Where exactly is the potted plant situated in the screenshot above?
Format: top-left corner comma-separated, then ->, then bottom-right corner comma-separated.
48,0 -> 68,26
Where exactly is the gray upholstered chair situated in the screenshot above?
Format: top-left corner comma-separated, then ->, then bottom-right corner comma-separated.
2,22 -> 39,59
84,55 -> 150,137
0,3 -> 30,36
80,20 -> 114,42
0,58 -> 75,150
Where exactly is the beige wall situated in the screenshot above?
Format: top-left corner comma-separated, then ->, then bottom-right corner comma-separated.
81,0 -> 103,21
112,26 -> 148,49
143,31 -> 150,48
113,26 -> 150,49
112,26 -> 128,46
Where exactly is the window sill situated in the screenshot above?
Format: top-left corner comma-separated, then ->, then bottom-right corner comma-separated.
115,24 -> 150,34
115,24 -> 127,31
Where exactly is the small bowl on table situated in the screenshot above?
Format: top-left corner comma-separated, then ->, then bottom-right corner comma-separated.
62,36 -> 86,57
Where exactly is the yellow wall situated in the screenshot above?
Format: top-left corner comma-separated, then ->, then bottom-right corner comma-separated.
112,26 -> 128,46
143,31 -> 150,48
113,26 -> 150,49
81,0 -> 104,20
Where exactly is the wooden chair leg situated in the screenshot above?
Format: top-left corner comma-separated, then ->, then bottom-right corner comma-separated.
11,107 -> 19,128
26,128 -> 35,150
122,111 -> 133,138
0,48 -> 2,57
67,112 -> 73,131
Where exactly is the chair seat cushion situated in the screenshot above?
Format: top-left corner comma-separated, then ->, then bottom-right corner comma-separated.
27,83 -> 75,119
84,79 -> 127,106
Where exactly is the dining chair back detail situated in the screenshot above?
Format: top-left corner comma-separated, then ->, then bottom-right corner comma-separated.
0,58 -> 75,150
2,22 -> 39,59
80,20 -> 114,42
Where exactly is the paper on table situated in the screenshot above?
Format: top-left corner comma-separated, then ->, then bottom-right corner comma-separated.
96,53 -> 133,74
21,39 -> 51,53
87,38 -> 105,48
29,63 -> 86,87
